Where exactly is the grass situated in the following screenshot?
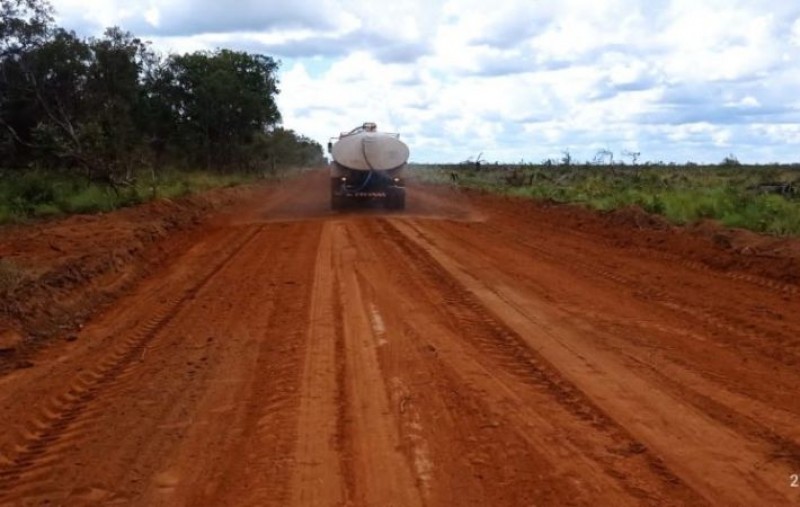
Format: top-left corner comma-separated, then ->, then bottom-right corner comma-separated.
411,163 -> 800,236
0,259 -> 27,298
0,168 -> 291,225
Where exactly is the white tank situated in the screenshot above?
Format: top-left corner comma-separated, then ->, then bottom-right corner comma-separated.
331,124 -> 409,171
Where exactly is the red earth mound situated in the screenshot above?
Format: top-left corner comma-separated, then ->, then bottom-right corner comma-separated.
464,189 -> 800,287
0,184 -> 269,370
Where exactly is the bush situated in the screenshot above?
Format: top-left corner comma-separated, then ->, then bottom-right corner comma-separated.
59,185 -> 117,214
0,168 -> 266,224
410,163 -> 800,236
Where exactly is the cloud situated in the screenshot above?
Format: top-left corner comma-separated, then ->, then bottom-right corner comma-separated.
254,31 -> 431,63
47,0 -> 800,163
793,19 -> 800,46
467,4 -> 553,50
107,0 -> 340,36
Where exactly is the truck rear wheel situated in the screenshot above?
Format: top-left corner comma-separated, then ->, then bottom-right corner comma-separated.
387,188 -> 405,210
332,193 -> 345,210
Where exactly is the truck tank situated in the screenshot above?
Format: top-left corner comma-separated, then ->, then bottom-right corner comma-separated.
328,123 -> 409,210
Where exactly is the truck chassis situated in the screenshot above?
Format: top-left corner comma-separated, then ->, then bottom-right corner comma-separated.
330,165 -> 405,210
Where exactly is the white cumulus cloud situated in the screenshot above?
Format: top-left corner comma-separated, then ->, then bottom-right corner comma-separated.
49,0 -> 800,163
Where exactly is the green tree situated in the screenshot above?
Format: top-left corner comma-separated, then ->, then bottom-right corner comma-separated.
0,0 -> 53,57
164,50 -> 281,169
81,27 -> 153,182
2,0 -> 318,188
0,0 -> 54,159
1,27 -> 91,167
260,127 -> 324,169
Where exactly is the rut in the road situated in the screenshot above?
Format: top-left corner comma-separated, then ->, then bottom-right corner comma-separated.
0,226 -> 264,498
371,219 -> 703,505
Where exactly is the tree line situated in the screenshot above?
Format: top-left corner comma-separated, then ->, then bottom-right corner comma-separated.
1,0 -> 324,189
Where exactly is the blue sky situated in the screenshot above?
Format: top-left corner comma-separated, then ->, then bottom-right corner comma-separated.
50,0 -> 800,164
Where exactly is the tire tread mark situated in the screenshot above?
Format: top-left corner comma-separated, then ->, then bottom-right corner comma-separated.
632,246 -> 798,296
0,225 -> 264,499
332,269 -> 356,505
376,219 -> 695,499
463,221 -> 800,365
489,204 -> 799,296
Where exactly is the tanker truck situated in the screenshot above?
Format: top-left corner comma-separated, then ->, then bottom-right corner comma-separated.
328,122 -> 409,210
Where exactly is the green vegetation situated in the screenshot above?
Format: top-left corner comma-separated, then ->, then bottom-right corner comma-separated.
412,163 -> 800,236
1,0 -> 324,224
0,258 -> 26,303
0,168 -> 297,223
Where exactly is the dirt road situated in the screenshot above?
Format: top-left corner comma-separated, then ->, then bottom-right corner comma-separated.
1,171 -> 799,506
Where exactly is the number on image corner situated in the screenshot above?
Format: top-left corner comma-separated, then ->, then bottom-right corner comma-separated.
791,474 -> 799,488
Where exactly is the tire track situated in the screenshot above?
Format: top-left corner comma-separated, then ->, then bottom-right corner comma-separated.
387,217 -> 796,506
631,246 -> 798,296
195,221 -> 320,507
371,219 -> 702,505
290,222 -> 346,506
482,198 -> 799,297
414,219 -> 800,443
333,268 -> 356,506
443,220 -> 800,366
0,225 -> 264,500
330,222 -> 424,507
620,350 -> 800,470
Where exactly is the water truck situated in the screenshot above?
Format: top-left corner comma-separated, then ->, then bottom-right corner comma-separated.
328,122 -> 409,210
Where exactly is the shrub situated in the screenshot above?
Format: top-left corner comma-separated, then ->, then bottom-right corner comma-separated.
410,163 -> 800,236
0,259 -> 27,299
0,168 -> 266,224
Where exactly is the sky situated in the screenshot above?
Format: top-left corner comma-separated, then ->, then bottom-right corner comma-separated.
49,0 -> 800,164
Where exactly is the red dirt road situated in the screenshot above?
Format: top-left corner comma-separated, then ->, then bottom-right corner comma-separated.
1,172 -> 799,506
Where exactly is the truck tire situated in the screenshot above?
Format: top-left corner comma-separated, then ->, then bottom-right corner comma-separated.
387,188 -> 405,210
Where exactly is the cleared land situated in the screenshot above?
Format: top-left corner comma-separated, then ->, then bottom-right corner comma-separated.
1,171 -> 799,506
